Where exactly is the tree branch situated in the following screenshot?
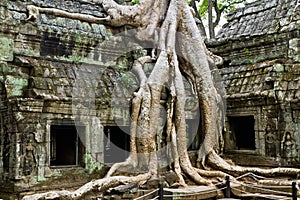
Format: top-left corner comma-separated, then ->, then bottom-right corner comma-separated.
26,5 -> 111,23
190,0 -> 207,38
212,0 -> 222,28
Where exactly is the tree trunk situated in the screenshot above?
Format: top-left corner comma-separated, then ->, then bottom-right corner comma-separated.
208,0 -> 215,39
190,0 -> 207,39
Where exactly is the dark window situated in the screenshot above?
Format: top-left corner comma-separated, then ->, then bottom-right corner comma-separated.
264,80 -> 274,90
104,126 -> 130,163
228,116 -> 255,150
50,125 -> 85,166
223,60 -> 231,68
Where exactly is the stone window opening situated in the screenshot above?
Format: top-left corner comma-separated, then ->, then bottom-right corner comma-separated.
104,126 -> 130,164
50,125 -> 85,167
264,80 -> 274,90
223,60 -> 231,68
228,116 -> 256,150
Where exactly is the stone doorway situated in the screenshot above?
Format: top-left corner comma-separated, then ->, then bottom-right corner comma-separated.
50,125 -> 85,167
228,116 -> 255,150
104,126 -> 130,164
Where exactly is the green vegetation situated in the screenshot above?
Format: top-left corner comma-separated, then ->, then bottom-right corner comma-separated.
189,0 -> 249,38
119,72 -> 136,90
4,3 -> 10,9
132,0 -> 140,4
84,154 -> 104,174
244,47 -> 253,62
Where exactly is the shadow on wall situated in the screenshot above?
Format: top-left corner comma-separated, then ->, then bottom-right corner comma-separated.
0,81 -> 11,179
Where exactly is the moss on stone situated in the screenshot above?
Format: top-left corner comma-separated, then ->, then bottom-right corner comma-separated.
84,153 -> 104,174
0,36 -> 14,62
273,64 -> 284,72
5,75 -> 28,97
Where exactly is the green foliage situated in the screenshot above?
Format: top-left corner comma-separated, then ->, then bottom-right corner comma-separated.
119,73 -> 132,86
198,0 -> 209,19
132,0 -> 140,4
84,154 -> 104,174
197,0 -> 248,19
4,3 -> 10,8
60,55 -> 83,64
244,47 -> 253,63
244,48 -> 252,56
70,56 -> 83,64
188,0 -> 249,38
192,0 -> 249,27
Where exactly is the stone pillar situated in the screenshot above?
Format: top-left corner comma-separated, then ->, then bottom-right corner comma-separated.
90,117 -> 104,163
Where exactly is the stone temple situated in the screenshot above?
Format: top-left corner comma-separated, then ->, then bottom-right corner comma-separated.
208,0 -> 300,167
0,0 -> 299,198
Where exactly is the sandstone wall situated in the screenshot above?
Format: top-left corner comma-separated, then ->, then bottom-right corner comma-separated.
0,0 -> 199,197
0,0 -> 137,195
208,0 -> 300,166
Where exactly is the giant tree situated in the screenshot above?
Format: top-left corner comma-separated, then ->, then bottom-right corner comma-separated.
23,0 -> 300,199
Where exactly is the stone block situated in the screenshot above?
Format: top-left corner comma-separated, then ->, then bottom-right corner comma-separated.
31,77 -> 48,90
5,75 -> 28,97
0,37 -> 14,62
275,81 -> 287,90
288,38 -> 300,62
275,90 -> 285,101
14,34 -> 40,57
19,23 -> 37,36
294,90 -> 300,99
287,81 -> 299,90
273,64 -> 284,72
285,90 -> 295,100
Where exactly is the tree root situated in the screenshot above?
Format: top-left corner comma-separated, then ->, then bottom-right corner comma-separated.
22,173 -> 151,200
106,157 -> 135,177
208,150 -> 300,178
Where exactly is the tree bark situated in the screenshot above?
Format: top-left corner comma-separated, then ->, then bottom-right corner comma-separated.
208,0 -> 215,39
190,0 -> 207,39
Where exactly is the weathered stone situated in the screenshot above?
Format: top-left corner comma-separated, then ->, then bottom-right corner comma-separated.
208,0 -> 300,168
273,64 -> 284,72
288,38 -> 300,62
0,36 -> 13,62
164,171 -> 180,186
145,177 -> 162,189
